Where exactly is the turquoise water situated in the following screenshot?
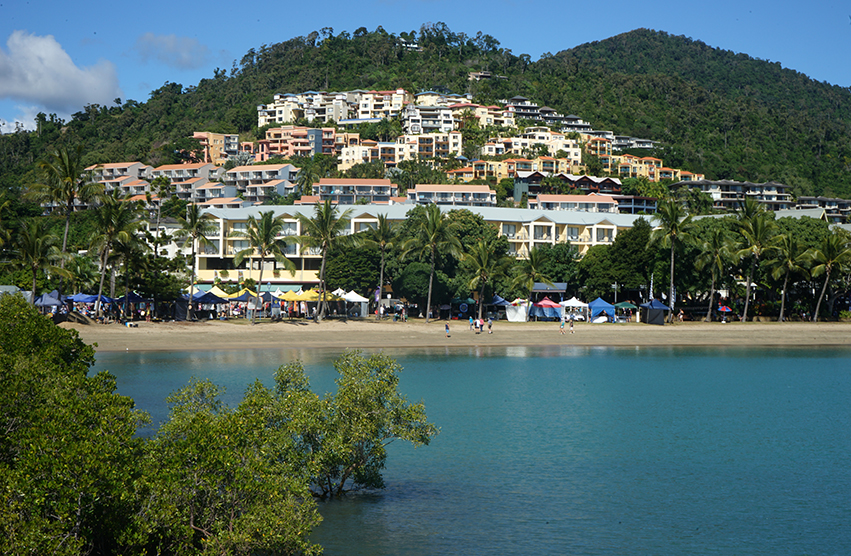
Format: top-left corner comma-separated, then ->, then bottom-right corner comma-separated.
94,346 -> 851,555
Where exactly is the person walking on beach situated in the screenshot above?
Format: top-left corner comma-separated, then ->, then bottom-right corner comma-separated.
469,316 -> 474,331
570,316 -> 575,334
487,317 -> 493,334
445,322 -> 450,338
560,319 -> 566,335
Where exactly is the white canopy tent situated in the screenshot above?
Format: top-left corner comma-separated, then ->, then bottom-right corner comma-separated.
560,297 -> 589,321
343,291 -> 369,317
505,298 -> 529,322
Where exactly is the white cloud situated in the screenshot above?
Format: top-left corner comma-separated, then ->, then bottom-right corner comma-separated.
0,31 -> 122,116
133,33 -> 211,70
0,105 -> 40,133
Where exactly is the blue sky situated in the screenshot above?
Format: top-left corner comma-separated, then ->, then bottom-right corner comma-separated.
2,0 -> 850,133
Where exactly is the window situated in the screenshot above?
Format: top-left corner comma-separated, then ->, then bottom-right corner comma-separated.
502,224 -> 516,238
566,227 -> 579,241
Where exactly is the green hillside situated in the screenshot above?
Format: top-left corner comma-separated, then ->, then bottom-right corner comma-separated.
2,25 -> 851,197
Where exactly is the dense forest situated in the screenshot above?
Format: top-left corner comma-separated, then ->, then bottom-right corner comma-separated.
2,24 -> 851,198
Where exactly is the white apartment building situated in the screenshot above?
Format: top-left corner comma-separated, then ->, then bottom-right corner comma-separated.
222,164 -> 300,194
401,104 -> 455,134
407,184 -> 496,207
529,194 -> 618,213
313,178 -> 398,204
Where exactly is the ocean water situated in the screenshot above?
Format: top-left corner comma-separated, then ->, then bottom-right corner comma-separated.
94,345 -> 851,556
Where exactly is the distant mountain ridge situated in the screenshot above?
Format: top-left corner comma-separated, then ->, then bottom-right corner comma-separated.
2,25 -> 851,198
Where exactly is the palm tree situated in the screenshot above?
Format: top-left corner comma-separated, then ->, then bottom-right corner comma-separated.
401,203 -> 461,323
463,240 -> 512,320
511,245 -> 554,297
232,211 -> 297,324
296,165 -> 320,197
695,227 -> 734,322
65,254 -> 99,294
28,145 -> 103,264
650,198 -> 695,321
735,211 -> 777,322
10,219 -> 70,303
297,200 -> 353,322
765,234 -> 809,322
806,231 -> 851,322
146,176 -> 172,257
357,214 -> 398,315
90,190 -> 141,317
174,204 -> 217,321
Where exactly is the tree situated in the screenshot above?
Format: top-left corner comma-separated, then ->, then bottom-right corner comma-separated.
146,176 -> 172,256
275,351 -> 438,499
736,211 -> 777,322
173,204 -> 216,321
138,379 -> 322,555
233,210 -> 297,324
511,245 -> 554,297
806,231 -> 851,322
90,191 -> 142,317
695,226 -> 734,322
9,219 -> 69,301
766,234 -> 810,322
462,239 -> 512,320
650,198 -> 695,321
0,294 -> 148,555
296,165 -> 320,196
297,199 -> 353,322
401,204 -> 461,322
356,214 -> 398,314
27,145 -> 103,268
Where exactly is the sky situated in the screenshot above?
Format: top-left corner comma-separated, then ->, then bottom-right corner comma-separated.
2,0 -> 851,133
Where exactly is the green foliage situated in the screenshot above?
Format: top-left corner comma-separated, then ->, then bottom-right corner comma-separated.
0,294 -> 148,555
325,244 -> 380,295
393,261 -> 451,307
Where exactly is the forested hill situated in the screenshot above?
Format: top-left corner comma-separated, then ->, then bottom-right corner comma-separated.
2,24 -> 851,198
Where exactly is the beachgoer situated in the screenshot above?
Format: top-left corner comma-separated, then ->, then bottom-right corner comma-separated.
469,316 -> 474,331
560,319 -> 565,335
445,323 -> 450,338
678,309 -> 684,322
570,318 -> 575,334
488,318 -> 493,334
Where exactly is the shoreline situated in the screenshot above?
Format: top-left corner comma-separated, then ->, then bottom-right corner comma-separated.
59,318 -> 851,353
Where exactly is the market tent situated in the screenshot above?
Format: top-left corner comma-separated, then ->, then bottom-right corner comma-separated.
561,297 -> 587,308
531,297 -> 561,320
208,285 -> 230,298
614,301 -> 637,310
34,291 -> 63,307
491,295 -> 510,306
588,297 -> 615,321
117,291 -> 149,304
228,288 -> 257,301
281,290 -> 301,301
189,291 -> 227,304
640,299 -> 670,325
505,298 -> 529,322
77,294 -> 114,304
343,290 -> 369,317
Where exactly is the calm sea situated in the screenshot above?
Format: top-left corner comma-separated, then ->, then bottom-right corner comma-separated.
94,345 -> 851,556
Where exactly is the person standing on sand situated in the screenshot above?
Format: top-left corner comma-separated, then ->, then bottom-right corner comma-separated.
469,316 -> 474,331
488,318 -> 493,334
570,317 -> 575,334
560,319 -> 565,335
445,322 -> 450,338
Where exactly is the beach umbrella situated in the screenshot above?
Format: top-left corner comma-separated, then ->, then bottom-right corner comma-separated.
718,305 -> 732,312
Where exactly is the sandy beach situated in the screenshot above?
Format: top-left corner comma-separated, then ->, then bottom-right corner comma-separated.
59,318 -> 851,352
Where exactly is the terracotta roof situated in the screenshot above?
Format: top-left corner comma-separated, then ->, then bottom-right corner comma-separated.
153,163 -> 211,171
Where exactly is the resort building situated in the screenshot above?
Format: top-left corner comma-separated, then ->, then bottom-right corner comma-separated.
222,164 -> 300,195
401,104 -> 455,134
312,178 -> 398,204
407,184 -> 497,207
670,179 -> 794,211
193,132 -> 240,166
150,163 -> 221,185
529,194 -> 618,213
190,205 -> 644,290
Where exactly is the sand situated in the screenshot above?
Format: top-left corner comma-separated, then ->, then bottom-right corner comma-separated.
58,317 -> 851,353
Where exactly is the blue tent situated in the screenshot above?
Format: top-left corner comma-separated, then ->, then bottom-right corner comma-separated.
77,294 -> 114,304
588,297 -> 615,320
116,291 -> 149,304
186,291 -> 227,304
228,291 -> 255,302
491,295 -> 510,306
34,291 -> 63,307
